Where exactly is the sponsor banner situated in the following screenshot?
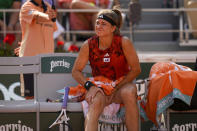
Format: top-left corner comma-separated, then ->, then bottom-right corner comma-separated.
0,113 -> 36,131
41,56 -> 76,73
0,74 -> 22,100
0,112 -> 84,131
170,112 -> 197,131
0,121 -> 33,131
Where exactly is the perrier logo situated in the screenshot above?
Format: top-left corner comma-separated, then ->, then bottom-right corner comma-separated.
41,56 -> 76,73
50,59 -> 71,72
0,120 -> 33,131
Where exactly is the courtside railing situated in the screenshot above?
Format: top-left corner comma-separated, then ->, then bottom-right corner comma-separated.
1,8 -> 197,46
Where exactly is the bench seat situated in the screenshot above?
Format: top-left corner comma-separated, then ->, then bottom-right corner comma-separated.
0,100 -> 83,112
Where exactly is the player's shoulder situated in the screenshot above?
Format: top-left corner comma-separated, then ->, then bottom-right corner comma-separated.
121,36 -> 132,46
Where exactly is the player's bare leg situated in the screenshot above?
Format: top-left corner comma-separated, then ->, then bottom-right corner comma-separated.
85,92 -> 106,131
113,83 -> 139,131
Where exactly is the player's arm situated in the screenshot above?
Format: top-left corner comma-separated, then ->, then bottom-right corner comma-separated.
72,40 -> 89,85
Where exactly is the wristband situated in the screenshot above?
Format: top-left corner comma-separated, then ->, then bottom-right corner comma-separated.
84,81 -> 94,90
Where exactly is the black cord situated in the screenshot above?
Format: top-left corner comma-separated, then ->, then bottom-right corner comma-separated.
51,0 -> 56,22
42,0 -> 47,12
30,0 -> 39,6
30,0 -> 47,12
195,58 -> 197,71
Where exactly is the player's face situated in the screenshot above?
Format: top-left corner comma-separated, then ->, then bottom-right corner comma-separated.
95,19 -> 116,37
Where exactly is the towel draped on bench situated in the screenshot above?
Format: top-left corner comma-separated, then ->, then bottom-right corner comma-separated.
139,62 -> 197,125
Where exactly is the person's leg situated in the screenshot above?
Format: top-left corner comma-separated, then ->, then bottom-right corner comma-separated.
85,92 -> 106,131
23,73 -> 34,99
0,20 -> 5,30
70,0 -> 99,30
71,0 -> 98,10
113,83 -> 139,131
0,20 -> 5,39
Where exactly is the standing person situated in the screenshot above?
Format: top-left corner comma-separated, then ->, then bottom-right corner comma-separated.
19,0 -> 57,57
16,0 -> 57,98
72,7 -> 141,131
21,0 -> 67,52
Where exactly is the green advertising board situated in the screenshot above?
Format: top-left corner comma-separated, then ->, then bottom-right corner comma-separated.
169,111 -> 197,131
0,112 -> 85,131
0,74 -> 23,100
41,56 -> 76,73
0,113 -> 36,131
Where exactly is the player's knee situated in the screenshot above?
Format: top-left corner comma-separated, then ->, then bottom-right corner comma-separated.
91,95 -> 105,110
88,99 -> 104,118
120,85 -> 137,103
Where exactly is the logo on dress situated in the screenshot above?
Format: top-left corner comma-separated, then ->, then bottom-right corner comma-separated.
104,53 -> 109,57
103,53 -> 110,62
103,58 -> 110,62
